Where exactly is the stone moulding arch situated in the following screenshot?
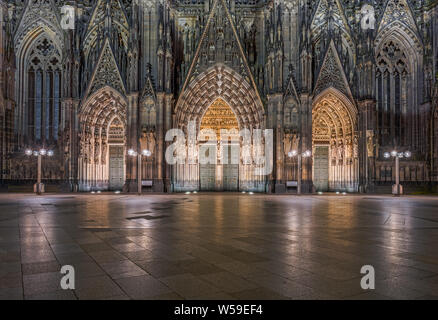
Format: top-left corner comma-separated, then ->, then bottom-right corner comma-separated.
15,17 -> 64,56
375,22 -> 422,68
312,87 -> 358,132
174,64 -> 265,131
79,86 -> 128,130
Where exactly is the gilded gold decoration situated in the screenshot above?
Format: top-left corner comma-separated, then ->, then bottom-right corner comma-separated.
200,98 -> 239,141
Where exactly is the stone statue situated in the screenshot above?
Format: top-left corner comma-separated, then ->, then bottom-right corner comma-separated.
338,140 -> 344,160
292,134 -> 300,152
367,131 -> 374,157
331,139 -> 337,159
353,135 -> 359,159
147,130 -> 156,156
101,141 -> 107,165
283,133 -> 292,155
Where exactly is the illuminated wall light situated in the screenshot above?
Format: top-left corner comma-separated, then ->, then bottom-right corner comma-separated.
288,150 -> 298,157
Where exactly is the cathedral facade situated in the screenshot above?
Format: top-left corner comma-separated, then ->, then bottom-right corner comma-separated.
0,0 -> 438,193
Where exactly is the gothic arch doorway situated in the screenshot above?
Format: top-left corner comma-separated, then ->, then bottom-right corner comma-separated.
199,98 -> 239,191
312,89 -> 358,192
78,87 -> 127,191
173,64 -> 266,192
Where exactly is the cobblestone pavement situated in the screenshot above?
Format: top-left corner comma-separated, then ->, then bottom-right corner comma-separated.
1,193 -> 438,300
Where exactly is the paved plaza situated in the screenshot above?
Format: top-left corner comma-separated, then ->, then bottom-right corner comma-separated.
0,193 -> 438,300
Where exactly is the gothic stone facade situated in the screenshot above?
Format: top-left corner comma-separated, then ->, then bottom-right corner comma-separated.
1,0 -> 438,193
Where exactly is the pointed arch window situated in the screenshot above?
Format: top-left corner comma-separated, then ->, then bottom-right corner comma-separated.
376,40 -> 411,147
26,36 -> 62,143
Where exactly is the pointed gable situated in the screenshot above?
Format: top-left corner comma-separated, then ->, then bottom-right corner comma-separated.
14,0 -> 63,51
140,66 -> 157,102
311,0 -> 352,37
285,65 -> 299,101
313,40 -> 353,100
85,39 -> 126,97
83,0 -> 129,56
378,0 -> 418,34
180,0 -> 261,103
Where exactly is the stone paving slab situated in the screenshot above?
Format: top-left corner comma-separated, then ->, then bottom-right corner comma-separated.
0,193 -> 437,300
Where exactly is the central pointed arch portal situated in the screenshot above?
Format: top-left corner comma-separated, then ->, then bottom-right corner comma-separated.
173,65 -> 266,192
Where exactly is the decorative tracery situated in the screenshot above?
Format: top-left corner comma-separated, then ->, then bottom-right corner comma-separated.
311,0 -> 355,82
26,35 -> 62,143
82,0 -> 129,96
375,39 -> 411,147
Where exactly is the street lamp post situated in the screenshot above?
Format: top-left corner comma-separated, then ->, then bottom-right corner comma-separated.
288,149 -> 312,195
25,148 -> 54,195
383,150 -> 412,196
128,149 -> 152,195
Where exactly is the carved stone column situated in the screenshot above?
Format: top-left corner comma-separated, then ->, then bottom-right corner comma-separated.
60,98 -> 80,192
124,92 -> 139,192
269,94 -> 286,193
358,99 -> 376,193
154,92 -> 165,192
164,94 -> 173,192
300,93 -> 313,193
266,93 -> 282,193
